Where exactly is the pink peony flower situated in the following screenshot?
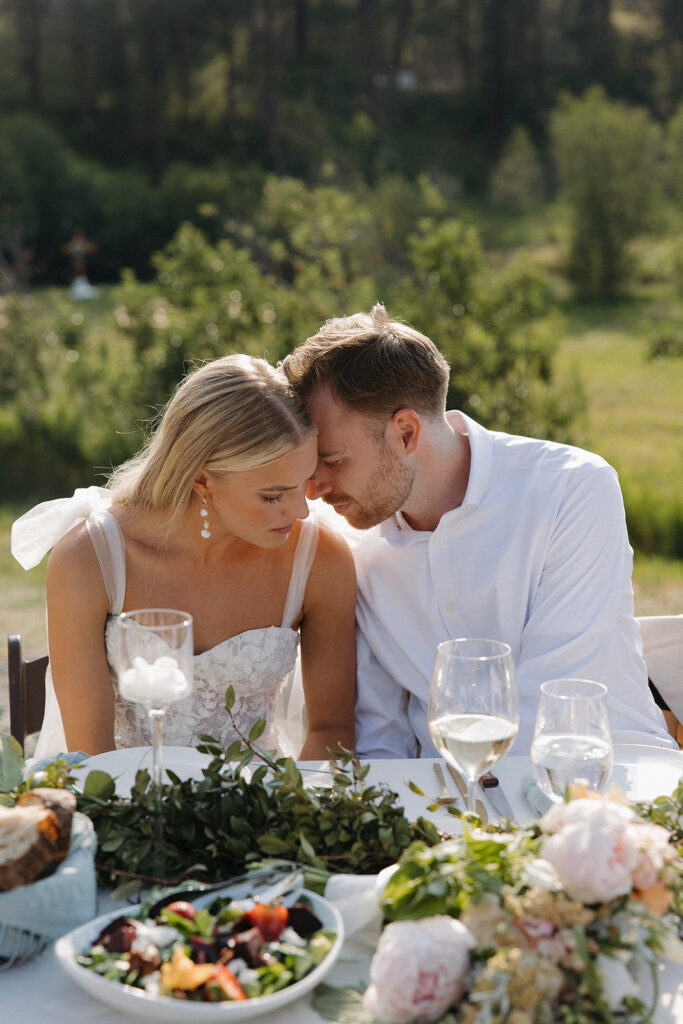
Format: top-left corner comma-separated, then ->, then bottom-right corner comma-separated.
628,821 -> 675,891
362,916 -> 474,1023
539,799 -> 637,903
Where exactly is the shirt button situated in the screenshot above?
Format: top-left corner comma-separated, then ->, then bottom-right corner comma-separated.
444,602 -> 453,612
433,536 -> 442,546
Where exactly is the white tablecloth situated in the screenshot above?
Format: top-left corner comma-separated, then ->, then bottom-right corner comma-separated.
6,752 -> 683,1023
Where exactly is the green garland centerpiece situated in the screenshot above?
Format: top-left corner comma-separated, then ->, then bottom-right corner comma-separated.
0,687 -> 440,899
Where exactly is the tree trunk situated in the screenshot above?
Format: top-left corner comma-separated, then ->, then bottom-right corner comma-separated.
16,0 -> 44,111
259,0 -> 281,167
170,0 -> 191,123
294,0 -> 308,57
391,0 -> 412,68
140,0 -> 168,183
69,0 -> 91,135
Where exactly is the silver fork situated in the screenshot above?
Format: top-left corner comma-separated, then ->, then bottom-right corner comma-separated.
432,763 -> 459,805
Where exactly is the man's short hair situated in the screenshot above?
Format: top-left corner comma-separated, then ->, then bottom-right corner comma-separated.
281,303 -> 450,418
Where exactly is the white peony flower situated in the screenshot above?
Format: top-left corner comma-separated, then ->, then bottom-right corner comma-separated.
540,799 -> 638,904
522,856 -> 563,892
362,916 -> 474,1023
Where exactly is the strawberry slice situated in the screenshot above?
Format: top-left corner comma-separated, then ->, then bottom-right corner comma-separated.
245,902 -> 289,942
207,964 -> 248,1002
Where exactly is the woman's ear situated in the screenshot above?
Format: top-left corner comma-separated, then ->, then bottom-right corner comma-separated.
389,408 -> 421,454
192,470 -> 209,500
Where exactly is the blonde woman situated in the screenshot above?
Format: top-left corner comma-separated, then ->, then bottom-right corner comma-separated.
12,355 -> 356,759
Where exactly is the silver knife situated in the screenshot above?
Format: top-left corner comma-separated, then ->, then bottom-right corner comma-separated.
479,772 -> 517,823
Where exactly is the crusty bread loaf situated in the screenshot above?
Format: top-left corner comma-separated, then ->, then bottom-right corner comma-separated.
0,788 -> 76,892
17,788 -> 76,862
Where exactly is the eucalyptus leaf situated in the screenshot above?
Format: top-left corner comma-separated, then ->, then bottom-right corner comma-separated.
248,719 -> 266,742
0,733 -> 25,792
83,769 -> 116,798
312,983 -> 373,1023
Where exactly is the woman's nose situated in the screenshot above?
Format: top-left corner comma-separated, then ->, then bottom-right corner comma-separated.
289,488 -> 310,520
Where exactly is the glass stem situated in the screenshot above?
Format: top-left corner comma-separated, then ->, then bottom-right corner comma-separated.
149,707 -> 165,789
148,707 -> 165,877
467,777 -> 477,814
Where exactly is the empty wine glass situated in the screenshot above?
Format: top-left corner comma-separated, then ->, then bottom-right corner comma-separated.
428,638 -> 519,815
530,678 -> 613,803
115,609 -> 194,791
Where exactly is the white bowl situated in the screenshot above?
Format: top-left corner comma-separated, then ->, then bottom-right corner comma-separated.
55,889 -> 343,1023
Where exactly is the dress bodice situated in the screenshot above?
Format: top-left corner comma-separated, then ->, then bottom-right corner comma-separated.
107,622 -> 301,750
25,491 -> 318,757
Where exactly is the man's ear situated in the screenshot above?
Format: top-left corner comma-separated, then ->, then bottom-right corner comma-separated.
389,408 -> 421,454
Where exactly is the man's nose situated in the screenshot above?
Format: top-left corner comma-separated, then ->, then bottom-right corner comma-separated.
307,468 -> 332,499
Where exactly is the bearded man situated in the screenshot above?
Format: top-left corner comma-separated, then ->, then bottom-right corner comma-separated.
282,304 -> 674,757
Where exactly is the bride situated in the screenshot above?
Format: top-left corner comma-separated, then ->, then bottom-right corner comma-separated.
11,354 -> 356,759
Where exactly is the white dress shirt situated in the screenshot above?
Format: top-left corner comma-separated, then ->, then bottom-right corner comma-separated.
328,414 -> 674,758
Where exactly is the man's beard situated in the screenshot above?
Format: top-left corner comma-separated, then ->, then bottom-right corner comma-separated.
325,445 -> 415,530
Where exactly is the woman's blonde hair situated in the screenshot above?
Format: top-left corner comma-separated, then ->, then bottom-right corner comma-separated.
108,354 -> 315,518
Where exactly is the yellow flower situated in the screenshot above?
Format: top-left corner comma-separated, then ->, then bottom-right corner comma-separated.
507,959 -> 564,1008
504,886 -> 595,928
506,1011 -> 535,1024
160,946 -> 214,992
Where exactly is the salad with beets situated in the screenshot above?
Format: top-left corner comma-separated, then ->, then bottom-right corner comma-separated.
75,894 -> 337,1003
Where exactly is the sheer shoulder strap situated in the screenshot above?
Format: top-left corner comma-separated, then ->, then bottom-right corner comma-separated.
85,509 -> 126,614
281,513 -> 319,628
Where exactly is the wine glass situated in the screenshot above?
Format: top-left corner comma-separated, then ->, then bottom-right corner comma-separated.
428,638 -> 519,815
115,609 -> 194,792
530,678 -> 613,803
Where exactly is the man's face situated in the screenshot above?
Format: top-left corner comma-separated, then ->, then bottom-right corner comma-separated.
305,385 -> 414,529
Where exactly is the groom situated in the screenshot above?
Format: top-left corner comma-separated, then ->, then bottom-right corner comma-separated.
282,304 -> 675,757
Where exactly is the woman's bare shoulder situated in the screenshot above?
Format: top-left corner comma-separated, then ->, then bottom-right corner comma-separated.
47,521 -> 103,592
314,520 -> 356,574
304,521 -> 356,612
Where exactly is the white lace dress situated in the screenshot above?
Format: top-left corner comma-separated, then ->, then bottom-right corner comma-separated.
13,489 -> 318,758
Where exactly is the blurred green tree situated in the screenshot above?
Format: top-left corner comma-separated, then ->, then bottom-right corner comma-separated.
550,87 -> 663,298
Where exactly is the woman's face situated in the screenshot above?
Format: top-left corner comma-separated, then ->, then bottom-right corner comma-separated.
203,436 -> 317,547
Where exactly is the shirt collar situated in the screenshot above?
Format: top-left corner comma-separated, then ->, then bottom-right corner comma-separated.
378,412 -> 493,545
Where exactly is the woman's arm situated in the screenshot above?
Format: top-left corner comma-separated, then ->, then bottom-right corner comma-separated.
46,524 -> 116,754
298,523 -> 356,760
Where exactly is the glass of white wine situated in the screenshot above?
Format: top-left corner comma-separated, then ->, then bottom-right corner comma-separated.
428,638 -> 519,814
530,678 -> 613,803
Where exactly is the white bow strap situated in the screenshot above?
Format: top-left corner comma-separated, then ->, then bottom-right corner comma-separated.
11,486 -> 114,570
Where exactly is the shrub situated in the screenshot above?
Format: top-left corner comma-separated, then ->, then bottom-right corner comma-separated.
550,87 -> 663,299
490,125 -> 546,210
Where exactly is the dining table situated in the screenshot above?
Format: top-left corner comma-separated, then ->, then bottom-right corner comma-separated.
5,747 -> 683,1024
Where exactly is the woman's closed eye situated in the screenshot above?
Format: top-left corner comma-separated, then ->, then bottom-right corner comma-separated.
262,494 -> 283,504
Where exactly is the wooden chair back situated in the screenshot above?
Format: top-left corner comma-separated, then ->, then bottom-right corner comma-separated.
7,634 -> 48,749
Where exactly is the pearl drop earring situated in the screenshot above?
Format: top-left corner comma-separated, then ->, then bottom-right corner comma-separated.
200,497 -> 211,539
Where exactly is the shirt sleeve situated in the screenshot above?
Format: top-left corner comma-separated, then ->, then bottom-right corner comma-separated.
354,628 -> 419,758
515,462 -> 674,750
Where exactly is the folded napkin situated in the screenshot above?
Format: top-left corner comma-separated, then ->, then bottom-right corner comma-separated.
324,864 -> 397,961
23,751 -> 89,780
0,812 -> 97,943
521,773 -> 552,817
